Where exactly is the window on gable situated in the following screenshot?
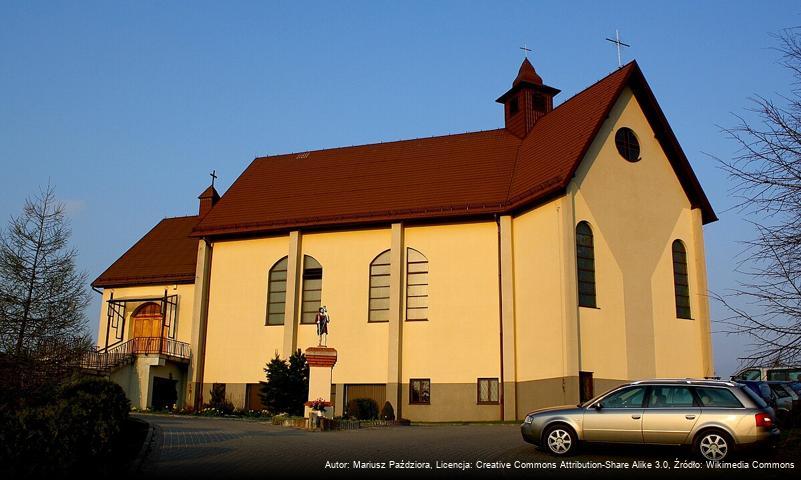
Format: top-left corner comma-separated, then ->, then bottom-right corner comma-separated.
266,257 -> 288,325
576,221 -> 597,308
301,255 -> 323,324
615,127 -> 641,162
672,240 -> 692,319
369,250 -> 391,322
406,248 -> 429,321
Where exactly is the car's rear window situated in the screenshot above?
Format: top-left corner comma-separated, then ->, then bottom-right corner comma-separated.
695,387 -> 743,408
739,385 -> 768,408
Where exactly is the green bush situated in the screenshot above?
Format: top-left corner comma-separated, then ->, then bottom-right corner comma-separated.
346,398 -> 379,420
260,350 -> 309,416
58,377 -> 131,460
380,401 -> 395,420
0,376 -> 130,473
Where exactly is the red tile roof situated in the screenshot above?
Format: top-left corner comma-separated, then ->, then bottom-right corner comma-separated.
193,61 -> 715,238
92,216 -> 199,288
95,61 -> 717,288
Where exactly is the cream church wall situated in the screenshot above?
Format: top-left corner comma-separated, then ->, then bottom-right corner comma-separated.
571,86 -> 712,382
512,198 -> 582,415
400,221 -> 502,422
299,228 -> 392,385
202,234 -> 289,385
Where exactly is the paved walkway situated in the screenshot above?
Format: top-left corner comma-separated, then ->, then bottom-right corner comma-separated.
139,414 -> 524,477
135,414 -> 793,478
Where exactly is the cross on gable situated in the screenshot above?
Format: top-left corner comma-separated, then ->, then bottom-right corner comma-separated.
519,43 -> 532,58
210,170 -> 218,187
605,30 -> 631,68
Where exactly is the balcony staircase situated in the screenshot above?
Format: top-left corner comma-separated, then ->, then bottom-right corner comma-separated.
81,337 -> 190,375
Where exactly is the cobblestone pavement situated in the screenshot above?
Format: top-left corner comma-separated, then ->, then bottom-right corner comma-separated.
135,414 -> 793,479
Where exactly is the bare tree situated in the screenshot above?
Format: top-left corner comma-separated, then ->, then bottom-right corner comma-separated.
0,183 -> 91,362
715,27 -> 801,367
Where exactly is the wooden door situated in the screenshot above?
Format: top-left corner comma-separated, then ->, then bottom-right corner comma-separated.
130,302 -> 165,353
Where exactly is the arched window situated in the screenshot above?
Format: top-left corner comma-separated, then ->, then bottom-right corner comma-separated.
369,250 -> 391,322
301,255 -> 323,324
406,248 -> 428,321
672,240 -> 691,319
576,221 -> 597,308
266,257 -> 288,325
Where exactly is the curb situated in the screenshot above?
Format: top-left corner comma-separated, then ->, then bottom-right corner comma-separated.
129,416 -> 159,476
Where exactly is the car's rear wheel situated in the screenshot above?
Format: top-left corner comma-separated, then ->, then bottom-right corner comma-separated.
694,429 -> 732,461
543,424 -> 577,456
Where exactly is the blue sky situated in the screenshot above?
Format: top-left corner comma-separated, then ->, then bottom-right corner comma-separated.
1,1 -> 799,377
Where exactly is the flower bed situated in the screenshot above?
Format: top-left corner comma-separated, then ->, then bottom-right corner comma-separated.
133,405 -> 272,419
271,414 -> 309,429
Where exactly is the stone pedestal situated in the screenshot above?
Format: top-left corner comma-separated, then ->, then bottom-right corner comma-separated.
305,347 -> 337,419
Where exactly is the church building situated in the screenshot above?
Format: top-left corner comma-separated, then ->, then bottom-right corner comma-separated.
92,58 -> 716,421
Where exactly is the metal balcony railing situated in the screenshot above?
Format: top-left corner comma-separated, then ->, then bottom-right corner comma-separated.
80,337 -> 191,373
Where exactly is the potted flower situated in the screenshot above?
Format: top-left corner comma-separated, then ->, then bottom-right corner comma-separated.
304,398 -> 332,429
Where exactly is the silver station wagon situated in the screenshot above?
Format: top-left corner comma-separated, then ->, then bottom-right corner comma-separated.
521,379 -> 780,461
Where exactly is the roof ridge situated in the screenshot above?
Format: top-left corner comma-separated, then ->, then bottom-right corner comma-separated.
549,61 -> 637,113
255,128 -> 514,160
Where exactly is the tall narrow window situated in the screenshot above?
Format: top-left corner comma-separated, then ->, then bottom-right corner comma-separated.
406,248 -> 428,321
672,240 -> 691,319
266,257 -> 288,325
301,255 -> 323,324
576,221 -> 597,308
369,250 -> 391,322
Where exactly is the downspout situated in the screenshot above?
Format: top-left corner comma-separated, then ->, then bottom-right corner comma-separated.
495,214 -> 505,421
571,189 -> 583,380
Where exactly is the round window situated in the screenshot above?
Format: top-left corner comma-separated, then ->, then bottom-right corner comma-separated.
615,127 -> 640,162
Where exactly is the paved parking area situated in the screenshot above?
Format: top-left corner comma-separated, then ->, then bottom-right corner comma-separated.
136,414 -> 794,478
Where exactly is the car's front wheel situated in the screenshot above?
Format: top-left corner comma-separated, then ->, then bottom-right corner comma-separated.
694,430 -> 732,461
543,424 -> 577,456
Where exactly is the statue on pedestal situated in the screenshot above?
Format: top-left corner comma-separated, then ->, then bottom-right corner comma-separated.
315,306 -> 330,346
